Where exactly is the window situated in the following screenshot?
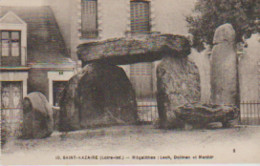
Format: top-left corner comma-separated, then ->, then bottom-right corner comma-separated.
0,31 -> 21,57
130,0 -> 150,34
1,81 -> 23,136
1,81 -> 22,109
130,62 -> 153,99
81,0 -> 98,39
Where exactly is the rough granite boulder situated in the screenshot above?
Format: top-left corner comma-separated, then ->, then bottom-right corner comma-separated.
157,56 -> 201,128
211,23 -> 239,105
21,92 -> 54,139
59,62 -> 138,131
77,34 -> 191,66
174,103 -> 239,128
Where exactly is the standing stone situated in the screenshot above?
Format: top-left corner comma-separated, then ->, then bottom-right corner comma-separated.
211,23 -> 239,105
59,62 -> 138,131
157,56 -> 200,128
22,92 -> 54,139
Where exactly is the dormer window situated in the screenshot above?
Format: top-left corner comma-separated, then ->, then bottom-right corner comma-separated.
0,30 -> 21,66
1,31 -> 21,57
0,11 -> 27,66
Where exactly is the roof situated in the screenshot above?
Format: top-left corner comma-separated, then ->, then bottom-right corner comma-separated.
0,6 -> 74,68
77,34 -> 191,66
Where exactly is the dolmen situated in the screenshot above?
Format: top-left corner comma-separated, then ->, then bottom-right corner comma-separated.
59,34 -> 192,132
21,92 -> 54,139
59,62 -> 138,131
174,103 -> 239,129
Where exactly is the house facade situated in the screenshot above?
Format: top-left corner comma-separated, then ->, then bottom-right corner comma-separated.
0,4 -> 77,134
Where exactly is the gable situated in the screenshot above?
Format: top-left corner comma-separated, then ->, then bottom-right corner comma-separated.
0,6 -> 73,67
0,11 -> 26,25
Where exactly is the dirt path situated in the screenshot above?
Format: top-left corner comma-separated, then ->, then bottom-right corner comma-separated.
1,125 -> 260,164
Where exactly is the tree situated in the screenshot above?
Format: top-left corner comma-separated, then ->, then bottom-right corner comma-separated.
186,0 -> 260,51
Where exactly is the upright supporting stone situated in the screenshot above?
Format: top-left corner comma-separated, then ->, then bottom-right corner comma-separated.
211,23 -> 239,105
59,62 -> 138,131
157,56 -> 200,128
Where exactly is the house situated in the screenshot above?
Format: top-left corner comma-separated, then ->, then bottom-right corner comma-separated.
0,5 -> 77,135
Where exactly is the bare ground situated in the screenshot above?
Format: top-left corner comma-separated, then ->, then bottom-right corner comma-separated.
1,125 -> 260,165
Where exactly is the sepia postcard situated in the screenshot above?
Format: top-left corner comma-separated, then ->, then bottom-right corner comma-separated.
0,0 -> 260,165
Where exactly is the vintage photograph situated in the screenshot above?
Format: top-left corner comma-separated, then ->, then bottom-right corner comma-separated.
0,0 -> 259,165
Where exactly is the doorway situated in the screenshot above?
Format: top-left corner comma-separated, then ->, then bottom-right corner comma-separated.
1,81 -> 23,136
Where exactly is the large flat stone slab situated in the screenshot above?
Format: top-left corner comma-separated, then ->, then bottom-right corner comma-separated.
175,103 -> 239,128
77,34 -> 191,66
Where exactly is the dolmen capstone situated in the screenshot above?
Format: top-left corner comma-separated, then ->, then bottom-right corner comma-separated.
174,103 -> 239,128
59,62 -> 138,131
21,92 -> 54,139
77,34 -> 191,65
211,23 -> 239,105
156,38 -> 201,129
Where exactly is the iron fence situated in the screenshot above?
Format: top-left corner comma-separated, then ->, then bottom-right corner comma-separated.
137,100 -> 260,125
240,101 -> 260,125
137,101 -> 158,123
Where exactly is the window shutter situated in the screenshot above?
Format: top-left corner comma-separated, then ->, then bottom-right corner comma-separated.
130,1 -> 150,34
81,0 -> 98,38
